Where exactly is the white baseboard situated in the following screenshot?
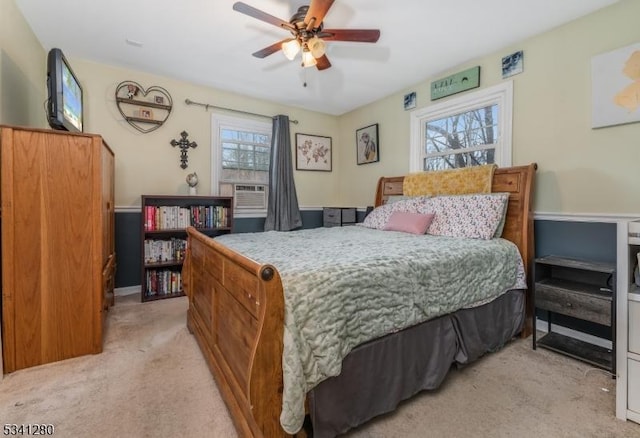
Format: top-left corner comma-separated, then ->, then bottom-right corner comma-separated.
115,285 -> 140,297
535,317 -> 612,349
534,212 -> 640,223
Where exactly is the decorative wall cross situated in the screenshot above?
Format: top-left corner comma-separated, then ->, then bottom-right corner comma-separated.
170,131 -> 197,169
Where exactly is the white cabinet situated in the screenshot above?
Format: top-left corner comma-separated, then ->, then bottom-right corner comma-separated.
631,301 -> 640,355
617,218 -> 640,424
629,359 -> 640,413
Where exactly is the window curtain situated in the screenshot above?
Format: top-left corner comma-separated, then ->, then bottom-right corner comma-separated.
264,115 -> 302,231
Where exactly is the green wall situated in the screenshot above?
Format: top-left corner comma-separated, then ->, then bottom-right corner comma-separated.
0,0 -> 46,127
337,0 -> 640,215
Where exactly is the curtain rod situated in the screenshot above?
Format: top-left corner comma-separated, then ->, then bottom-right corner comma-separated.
184,99 -> 299,124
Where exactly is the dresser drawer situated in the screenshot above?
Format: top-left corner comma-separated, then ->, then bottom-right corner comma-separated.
323,208 -> 341,224
535,281 -> 611,326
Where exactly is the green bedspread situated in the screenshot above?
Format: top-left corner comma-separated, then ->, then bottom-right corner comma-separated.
215,225 -> 526,434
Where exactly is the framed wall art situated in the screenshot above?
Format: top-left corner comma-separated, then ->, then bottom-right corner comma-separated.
295,133 -> 332,171
502,50 -> 523,79
404,91 -> 417,110
356,123 -> 379,165
591,41 -> 640,128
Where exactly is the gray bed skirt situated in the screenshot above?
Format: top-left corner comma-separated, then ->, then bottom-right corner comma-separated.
308,289 -> 525,438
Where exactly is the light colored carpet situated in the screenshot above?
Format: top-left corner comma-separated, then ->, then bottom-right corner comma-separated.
0,293 -> 638,438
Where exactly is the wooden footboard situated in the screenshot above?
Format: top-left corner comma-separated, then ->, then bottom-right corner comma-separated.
183,227 -> 290,438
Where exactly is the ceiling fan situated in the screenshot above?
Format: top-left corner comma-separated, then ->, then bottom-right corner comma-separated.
232,0 -> 381,71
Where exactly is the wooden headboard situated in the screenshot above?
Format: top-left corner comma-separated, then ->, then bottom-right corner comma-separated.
374,163 -> 538,335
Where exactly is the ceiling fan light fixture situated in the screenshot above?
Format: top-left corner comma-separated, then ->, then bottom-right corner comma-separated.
282,39 -> 301,61
307,36 -> 326,58
302,50 -> 317,68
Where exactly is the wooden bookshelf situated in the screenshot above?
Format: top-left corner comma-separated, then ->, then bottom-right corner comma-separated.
140,195 -> 233,302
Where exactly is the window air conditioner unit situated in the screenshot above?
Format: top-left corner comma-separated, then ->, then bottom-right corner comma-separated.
234,184 -> 267,210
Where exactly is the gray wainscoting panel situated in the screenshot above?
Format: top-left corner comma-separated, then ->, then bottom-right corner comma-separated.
534,220 -> 616,264
115,212 -> 142,288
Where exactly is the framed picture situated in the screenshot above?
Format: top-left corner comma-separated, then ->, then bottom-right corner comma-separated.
126,84 -> 138,99
134,108 -> 154,119
295,133 -> 332,171
502,50 -> 524,79
404,91 -> 416,110
356,123 -> 379,165
591,41 -> 640,128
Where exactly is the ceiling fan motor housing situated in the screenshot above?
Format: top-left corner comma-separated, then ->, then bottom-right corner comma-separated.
289,6 -> 323,41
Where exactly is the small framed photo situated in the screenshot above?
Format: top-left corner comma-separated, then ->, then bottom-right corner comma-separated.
356,123 -> 379,165
502,50 -> 524,79
295,133 -> 332,171
135,108 -> 154,119
126,84 -> 139,99
404,91 -> 416,110
154,95 -> 165,105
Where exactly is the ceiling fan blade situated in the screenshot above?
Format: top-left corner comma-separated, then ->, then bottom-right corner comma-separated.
252,39 -> 292,58
233,2 -> 296,32
315,54 -> 332,71
319,29 -> 381,43
304,0 -> 335,29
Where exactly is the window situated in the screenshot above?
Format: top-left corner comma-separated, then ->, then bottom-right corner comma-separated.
409,81 -> 513,172
211,113 -> 271,214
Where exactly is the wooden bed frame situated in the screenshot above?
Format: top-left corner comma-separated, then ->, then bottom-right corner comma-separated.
183,163 -> 537,438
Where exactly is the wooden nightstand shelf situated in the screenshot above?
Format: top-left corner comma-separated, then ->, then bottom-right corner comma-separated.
533,255 -> 616,373
323,207 -> 356,227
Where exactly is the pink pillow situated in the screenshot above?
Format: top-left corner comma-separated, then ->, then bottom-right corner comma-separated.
383,212 -> 435,235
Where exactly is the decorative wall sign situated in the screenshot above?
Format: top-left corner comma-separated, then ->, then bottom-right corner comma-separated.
170,131 -> 197,169
404,91 -> 417,110
592,41 -> 640,129
115,81 -> 173,133
295,133 -> 332,171
430,66 -> 480,101
502,50 -> 524,79
356,123 -> 379,165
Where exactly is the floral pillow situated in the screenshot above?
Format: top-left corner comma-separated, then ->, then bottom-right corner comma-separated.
359,203 -> 395,229
425,193 -> 509,240
359,196 -> 430,230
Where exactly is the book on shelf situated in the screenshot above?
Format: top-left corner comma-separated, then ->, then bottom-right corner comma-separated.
144,238 -> 187,264
144,205 -> 230,231
145,269 -> 182,297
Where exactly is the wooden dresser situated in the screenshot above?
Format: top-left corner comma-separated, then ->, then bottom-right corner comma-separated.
0,126 -> 115,373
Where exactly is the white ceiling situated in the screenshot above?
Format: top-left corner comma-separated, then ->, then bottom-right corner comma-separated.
16,0 -> 618,116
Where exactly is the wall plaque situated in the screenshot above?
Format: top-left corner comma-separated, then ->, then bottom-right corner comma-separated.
430,66 -> 481,101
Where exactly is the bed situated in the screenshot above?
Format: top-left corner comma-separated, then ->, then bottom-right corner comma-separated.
183,163 -> 537,438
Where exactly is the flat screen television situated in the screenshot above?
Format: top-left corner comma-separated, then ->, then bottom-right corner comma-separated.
47,48 -> 83,133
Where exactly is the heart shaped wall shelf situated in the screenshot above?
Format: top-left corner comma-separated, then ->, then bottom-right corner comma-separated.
115,81 -> 173,133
